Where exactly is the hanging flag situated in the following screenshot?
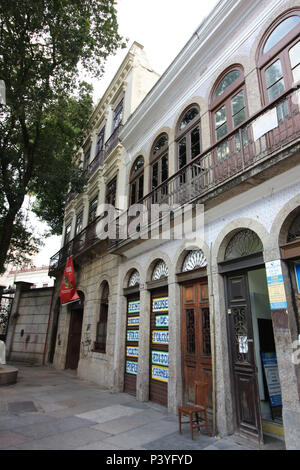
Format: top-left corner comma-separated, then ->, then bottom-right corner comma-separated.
60,256 -> 80,305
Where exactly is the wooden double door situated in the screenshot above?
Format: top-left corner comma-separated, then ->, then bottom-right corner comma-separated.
65,308 -> 83,370
181,279 -> 212,407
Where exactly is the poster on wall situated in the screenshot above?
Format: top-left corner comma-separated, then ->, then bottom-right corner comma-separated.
261,352 -> 282,408
265,260 -> 287,310
59,256 -> 80,305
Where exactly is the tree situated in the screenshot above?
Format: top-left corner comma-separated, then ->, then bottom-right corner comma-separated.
0,0 -> 126,273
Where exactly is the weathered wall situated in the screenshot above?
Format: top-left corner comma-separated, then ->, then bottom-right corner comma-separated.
8,286 -> 53,364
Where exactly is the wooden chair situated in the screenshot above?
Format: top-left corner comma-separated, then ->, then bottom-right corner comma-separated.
178,381 -> 211,440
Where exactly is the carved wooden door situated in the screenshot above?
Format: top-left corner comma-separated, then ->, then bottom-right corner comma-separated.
181,280 -> 212,407
226,272 -> 263,443
65,308 -> 83,370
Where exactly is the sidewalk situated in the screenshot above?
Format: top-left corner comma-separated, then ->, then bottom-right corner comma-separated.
0,363 -> 285,451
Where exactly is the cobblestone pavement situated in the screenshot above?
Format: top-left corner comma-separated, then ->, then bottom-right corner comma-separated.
0,363 -> 285,451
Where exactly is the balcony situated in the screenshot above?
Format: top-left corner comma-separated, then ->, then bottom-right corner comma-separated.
64,124 -> 123,208
50,88 -> 300,272
109,87 -> 300,252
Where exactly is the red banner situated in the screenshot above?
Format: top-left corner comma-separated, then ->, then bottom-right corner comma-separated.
60,256 -> 80,305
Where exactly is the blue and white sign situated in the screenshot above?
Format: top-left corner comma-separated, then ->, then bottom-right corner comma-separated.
152,350 -> 169,367
266,260 -> 287,310
126,346 -> 139,358
127,330 -> 139,342
128,301 -> 140,314
295,264 -> 300,293
153,297 -> 168,312
261,352 -> 282,408
127,316 -> 140,326
126,360 -> 138,375
152,365 -> 168,383
152,330 -> 169,344
155,315 -> 169,327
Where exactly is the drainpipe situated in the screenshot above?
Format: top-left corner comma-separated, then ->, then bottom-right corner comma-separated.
42,279 -> 56,365
209,243 -> 217,436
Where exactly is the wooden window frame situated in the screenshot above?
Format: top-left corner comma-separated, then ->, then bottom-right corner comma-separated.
257,9 -> 300,105
176,105 -> 201,170
88,195 -> 98,224
210,66 -> 248,144
112,98 -> 124,133
129,156 -> 144,205
105,175 -> 118,208
150,133 -> 169,191
75,211 -> 83,236
64,222 -> 72,246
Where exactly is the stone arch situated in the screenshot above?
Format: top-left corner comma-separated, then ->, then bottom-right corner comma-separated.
145,251 -> 172,283
270,193 -> 300,246
174,239 -> 210,274
212,218 -> 269,264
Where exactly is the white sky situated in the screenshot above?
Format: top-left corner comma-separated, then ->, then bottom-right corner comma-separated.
91,0 -> 220,103
26,0 -> 220,269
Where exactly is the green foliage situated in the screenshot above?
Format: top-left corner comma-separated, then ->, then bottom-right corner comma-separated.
0,0 -> 126,273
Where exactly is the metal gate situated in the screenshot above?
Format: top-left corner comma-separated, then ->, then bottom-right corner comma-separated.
0,293 -> 14,342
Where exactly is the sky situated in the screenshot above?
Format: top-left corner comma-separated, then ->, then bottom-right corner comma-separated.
90,0 -> 220,103
27,0 -> 221,269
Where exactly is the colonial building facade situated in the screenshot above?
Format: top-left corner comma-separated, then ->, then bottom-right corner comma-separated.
48,1 -> 300,449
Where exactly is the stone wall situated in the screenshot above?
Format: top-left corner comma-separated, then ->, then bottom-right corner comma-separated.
6,283 -> 53,364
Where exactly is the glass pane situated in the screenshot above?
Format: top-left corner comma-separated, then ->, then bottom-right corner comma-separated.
132,156 -> 144,175
264,16 -> 300,53
153,135 -> 168,155
289,40 -> 300,68
292,63 -> 300,82
185,309 -> 195,354
215,106 -> 226,128
152,162 -> 158,189
216,69 -> 241,97
233,108 -> 246,128
180,107 -> 199,131
130,181 -> 136,205
277,101 -> 289,123
138,174 -> 144,201
217,140 -> 229,161
268,79 -> 285,101
232,90 -> 245,115
161,154 -> 168,182
265,60 -> 283,87
178,137 -> 186,168
216,123 -> 227,141
191,126 -> 200,159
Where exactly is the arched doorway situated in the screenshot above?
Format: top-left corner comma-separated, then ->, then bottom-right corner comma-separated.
148,260 -> 169,407
123,270 -> 140,396
219,229 -> 282,443
65,291 -> 84,370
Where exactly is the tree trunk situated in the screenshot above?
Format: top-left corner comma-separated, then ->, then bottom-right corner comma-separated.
0,203 -> 24,274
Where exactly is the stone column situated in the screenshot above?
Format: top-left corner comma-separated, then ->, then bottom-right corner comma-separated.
264,249 -> 300,450
167,279 -> 182,414
136,286 -> 151,402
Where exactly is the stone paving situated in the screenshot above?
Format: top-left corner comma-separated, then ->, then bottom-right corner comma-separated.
0,363 -> 285,451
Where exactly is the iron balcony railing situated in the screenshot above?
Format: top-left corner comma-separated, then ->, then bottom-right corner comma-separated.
65,125 -> 123,207
50,87 -> 300,273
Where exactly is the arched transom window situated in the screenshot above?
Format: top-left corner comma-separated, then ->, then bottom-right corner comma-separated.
257,10 -> 300,104
224,229 -> 263,260
152,260 -> 168,280
182,250 -> 207,272
128,270 -> 140,287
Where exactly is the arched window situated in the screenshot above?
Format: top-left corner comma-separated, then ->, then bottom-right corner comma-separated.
224,229 -> 263,260
182,250 -> 207,272
211,66 -> 247,144
257,10 -> 300,104
152,260 -> 168,280
150,134 -> 169,202
287,212 -> 300,242
95,281 -> 109,353
176,106 -> 201,170
129,156 -> 144,205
